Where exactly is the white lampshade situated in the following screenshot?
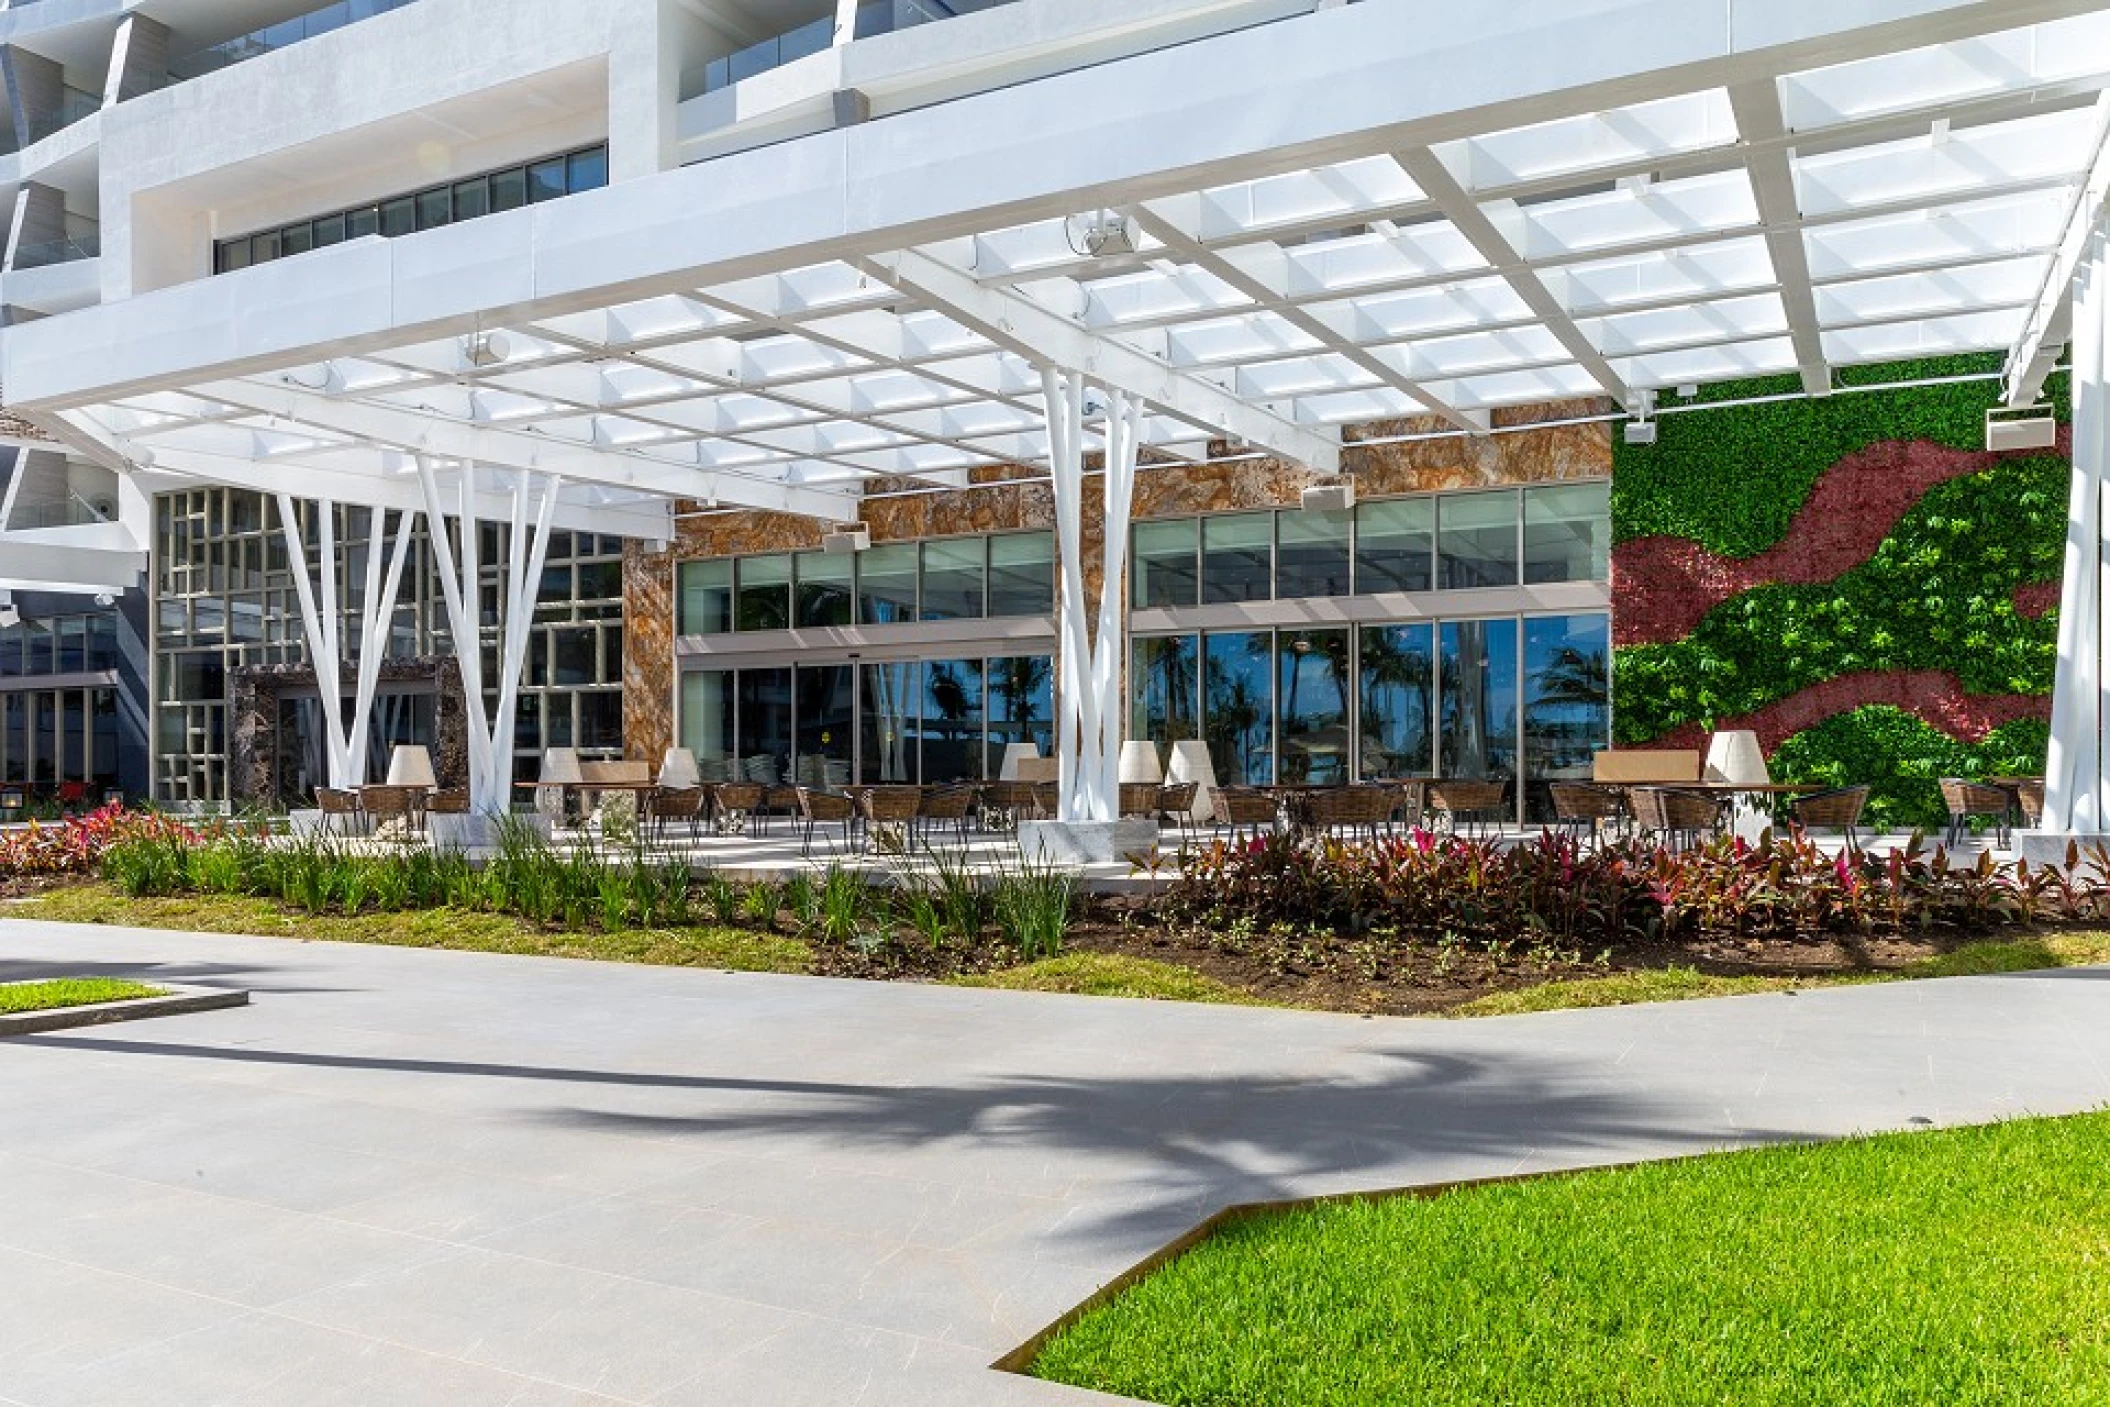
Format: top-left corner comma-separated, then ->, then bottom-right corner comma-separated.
1118,740 -> 1164,786
659,747 -> 701,788
541,747 -> 584,785
1165,740 -> 1220,822
1703,730 -> 1769,786
998,742 -> 1041,782
385,745 -> 437,788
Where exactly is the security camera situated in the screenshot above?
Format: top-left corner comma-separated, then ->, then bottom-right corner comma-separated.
1081,391 -> 1109,419
94,593 -> 116,608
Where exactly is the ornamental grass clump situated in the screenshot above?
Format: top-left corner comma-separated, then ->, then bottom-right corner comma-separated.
1166,829 -> 2110,944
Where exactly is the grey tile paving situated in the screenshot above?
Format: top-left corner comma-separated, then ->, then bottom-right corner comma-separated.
1,915 -> 2108,1404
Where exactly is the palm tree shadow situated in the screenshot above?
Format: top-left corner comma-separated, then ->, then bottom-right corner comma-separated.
537,1047 -> 1804,1252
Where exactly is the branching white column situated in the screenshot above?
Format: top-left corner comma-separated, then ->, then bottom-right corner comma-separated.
416,459 -> 562,817
276,496 -> 420,791
2046,229 -> 2110,837
1042,368 -> 1144,823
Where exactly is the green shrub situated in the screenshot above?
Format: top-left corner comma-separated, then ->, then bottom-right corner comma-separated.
993,864 -> 1077,960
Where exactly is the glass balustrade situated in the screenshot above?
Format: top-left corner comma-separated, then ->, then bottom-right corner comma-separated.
166,0 -> 421,82
699,0 -> 1023,94
10,234 -> 101,271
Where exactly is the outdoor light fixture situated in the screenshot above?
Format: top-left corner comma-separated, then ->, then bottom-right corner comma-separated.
1623,419 -> 1658,446
0,603 -> 19,630
1074,211 -> 1135,259
463,331 -> 512,368
822,525 -> 871,554
1302,483 -> 1355,512
1986,405 -> 2057,452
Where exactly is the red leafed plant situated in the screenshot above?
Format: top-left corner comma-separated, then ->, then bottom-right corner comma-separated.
0,805 -> 209,880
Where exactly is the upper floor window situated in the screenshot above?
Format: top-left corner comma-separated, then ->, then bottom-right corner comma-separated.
678,530 -> 1054,637
214,144 -> 608,274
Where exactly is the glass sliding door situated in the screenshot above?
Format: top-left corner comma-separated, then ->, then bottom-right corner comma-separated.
794,664 -> 854,788
987,655 -> 1053,775
921,659 -> 985,782
861,660 -> 921,783
1278,629 -> 1351,785
736,667 -> 793,785
1132,635 -> 1201,752
1203,631 -> 1274,786
1439,618 -> 1518,785
680,669 -> 736,774
1358,624 -> 1435,780
1523,613 -> 1611,822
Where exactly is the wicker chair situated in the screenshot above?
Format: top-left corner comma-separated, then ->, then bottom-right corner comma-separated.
1213,787 -> 1280,841
1383,778 -> 1428,831
1789,785 -> 1870,847
1306,786 -> 1398,844
977,781 -> 1043,832
754,784 -> 800,838
1426,779 -> 1509,838
710,781 -> 765,835
315,787 -> 365,837
920,785 -> 976,846
358,784 -> 424,838
1118,782 -> 1160,820
1629,786 -> 1728,851
794,787 -> 857,858
1939,778 -> 2012,847
1548,782 -> 1624,845
427,788 -> 470,816
857,785 -> 924,853
1155,781 -> 1201,840
2014,778 -> 2045,830
644,786 -> 707,841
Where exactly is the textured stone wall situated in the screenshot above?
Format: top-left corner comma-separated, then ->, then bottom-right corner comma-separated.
621,401 -> 1613,764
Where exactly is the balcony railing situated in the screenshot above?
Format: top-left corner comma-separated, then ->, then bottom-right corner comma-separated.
166,0 -> 420,82
698,0 -> 1021,94
10,234 -> 100,271
0,89 -> 102,155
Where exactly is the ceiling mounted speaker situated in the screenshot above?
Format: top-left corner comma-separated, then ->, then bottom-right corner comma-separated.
1623,420 -> 1658,446
1301,483 -> 1354,512
822,526 -> 871,555
1986,407 -> 2057,452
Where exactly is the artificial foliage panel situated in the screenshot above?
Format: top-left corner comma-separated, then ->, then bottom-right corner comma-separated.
1611,355 -> 2071,832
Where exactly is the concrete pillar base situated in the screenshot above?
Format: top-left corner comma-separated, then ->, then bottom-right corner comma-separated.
2014,832 -> 2110,869
1017,818 -> 1158,866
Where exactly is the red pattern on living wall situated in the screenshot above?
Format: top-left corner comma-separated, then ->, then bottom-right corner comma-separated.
1613,428 -> 2074,648
1646,670 -> 2051,754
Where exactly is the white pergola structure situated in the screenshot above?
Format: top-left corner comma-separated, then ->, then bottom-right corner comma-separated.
10,0 -> 2110,828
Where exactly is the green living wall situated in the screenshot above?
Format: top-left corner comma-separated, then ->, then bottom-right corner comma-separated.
1611,354 -> 2070,833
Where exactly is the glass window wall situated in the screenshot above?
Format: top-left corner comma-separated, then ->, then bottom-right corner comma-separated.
1523,614 -> 1611,821
1134,519 -> 1200,608
922,660 -> 985,783
1358,624 -> 1435,779
1524,482 -> 1611,584
987,656 -> 1054,776
1132,634 -> 1201,751
920,539 -> 986,621
1439,491 -> 1521,590
1277,629 -> 1351,785
987,531 -> 1054,618
860,543 -> 919,625
1203,631 -> 1275,786
735,555 -> 792,632
1201,513 -> 1274,604
1440,618 -> 1519,780
1276,509 -> 1352,599
793,551 -> 854,629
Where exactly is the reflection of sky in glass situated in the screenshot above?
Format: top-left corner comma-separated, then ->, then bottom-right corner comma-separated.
1204,631 -> 1274,785
1279,629 -> 1350,784
1440,619 -> 1518,778
1524,614 -> 1610,777
1359,624 -> 1434,778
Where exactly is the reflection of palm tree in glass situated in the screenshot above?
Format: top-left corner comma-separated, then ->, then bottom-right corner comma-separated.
1443,628 -> 1490,778
1526,645 -> 1608,774
1360,631 -> 1431,778
1204,658 -> 1266,785
991,656 -> 1050,751
1144,636 -> 1198,742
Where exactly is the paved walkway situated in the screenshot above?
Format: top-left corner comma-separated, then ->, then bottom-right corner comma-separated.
0,919 -> 2106,1406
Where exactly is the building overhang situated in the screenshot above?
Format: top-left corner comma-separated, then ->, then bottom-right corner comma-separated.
6,0 -> 2108,539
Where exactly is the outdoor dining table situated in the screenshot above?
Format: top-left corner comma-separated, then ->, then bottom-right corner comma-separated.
1622,781 -> 1824,843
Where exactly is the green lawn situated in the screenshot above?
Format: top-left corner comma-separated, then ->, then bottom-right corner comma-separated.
0,977 -> 166,1015
8,888 -> 812,974
1030,1113 -> 2110,1406
950,953 -> 1263,1005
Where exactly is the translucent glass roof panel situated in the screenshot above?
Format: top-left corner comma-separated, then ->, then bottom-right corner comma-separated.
1814,257 -> 2049,328
1822,309 -> 2029,364
1503,168 -> 1758,261
1579,292 -> 1789,356
1793,107 -> 2096,219
1547,237 -> 1779,314
1193,156 -> 1424,242
1802,189 -> 2071,282
1440,90 -> 1739,192
1780,13 -> 2110,132
1615,338 -> 1799,389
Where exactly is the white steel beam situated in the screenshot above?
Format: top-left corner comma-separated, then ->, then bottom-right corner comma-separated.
1126,199 -> 1489,434
1391,148 -> 1632,407
190,377 -> 856,521
0,538 -> 141,593
1728,80 -> 1830,397
864,247 -> 1341,472
2007,91 -> 2110,407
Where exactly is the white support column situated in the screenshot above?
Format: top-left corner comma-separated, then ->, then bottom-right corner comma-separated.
1039,369 -> 1145,833
275,494 -> 352,788
417,458 -> 496,813
344,508 -> 418,784
488,474 -> 562,811
2040,226 -> 2110,851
